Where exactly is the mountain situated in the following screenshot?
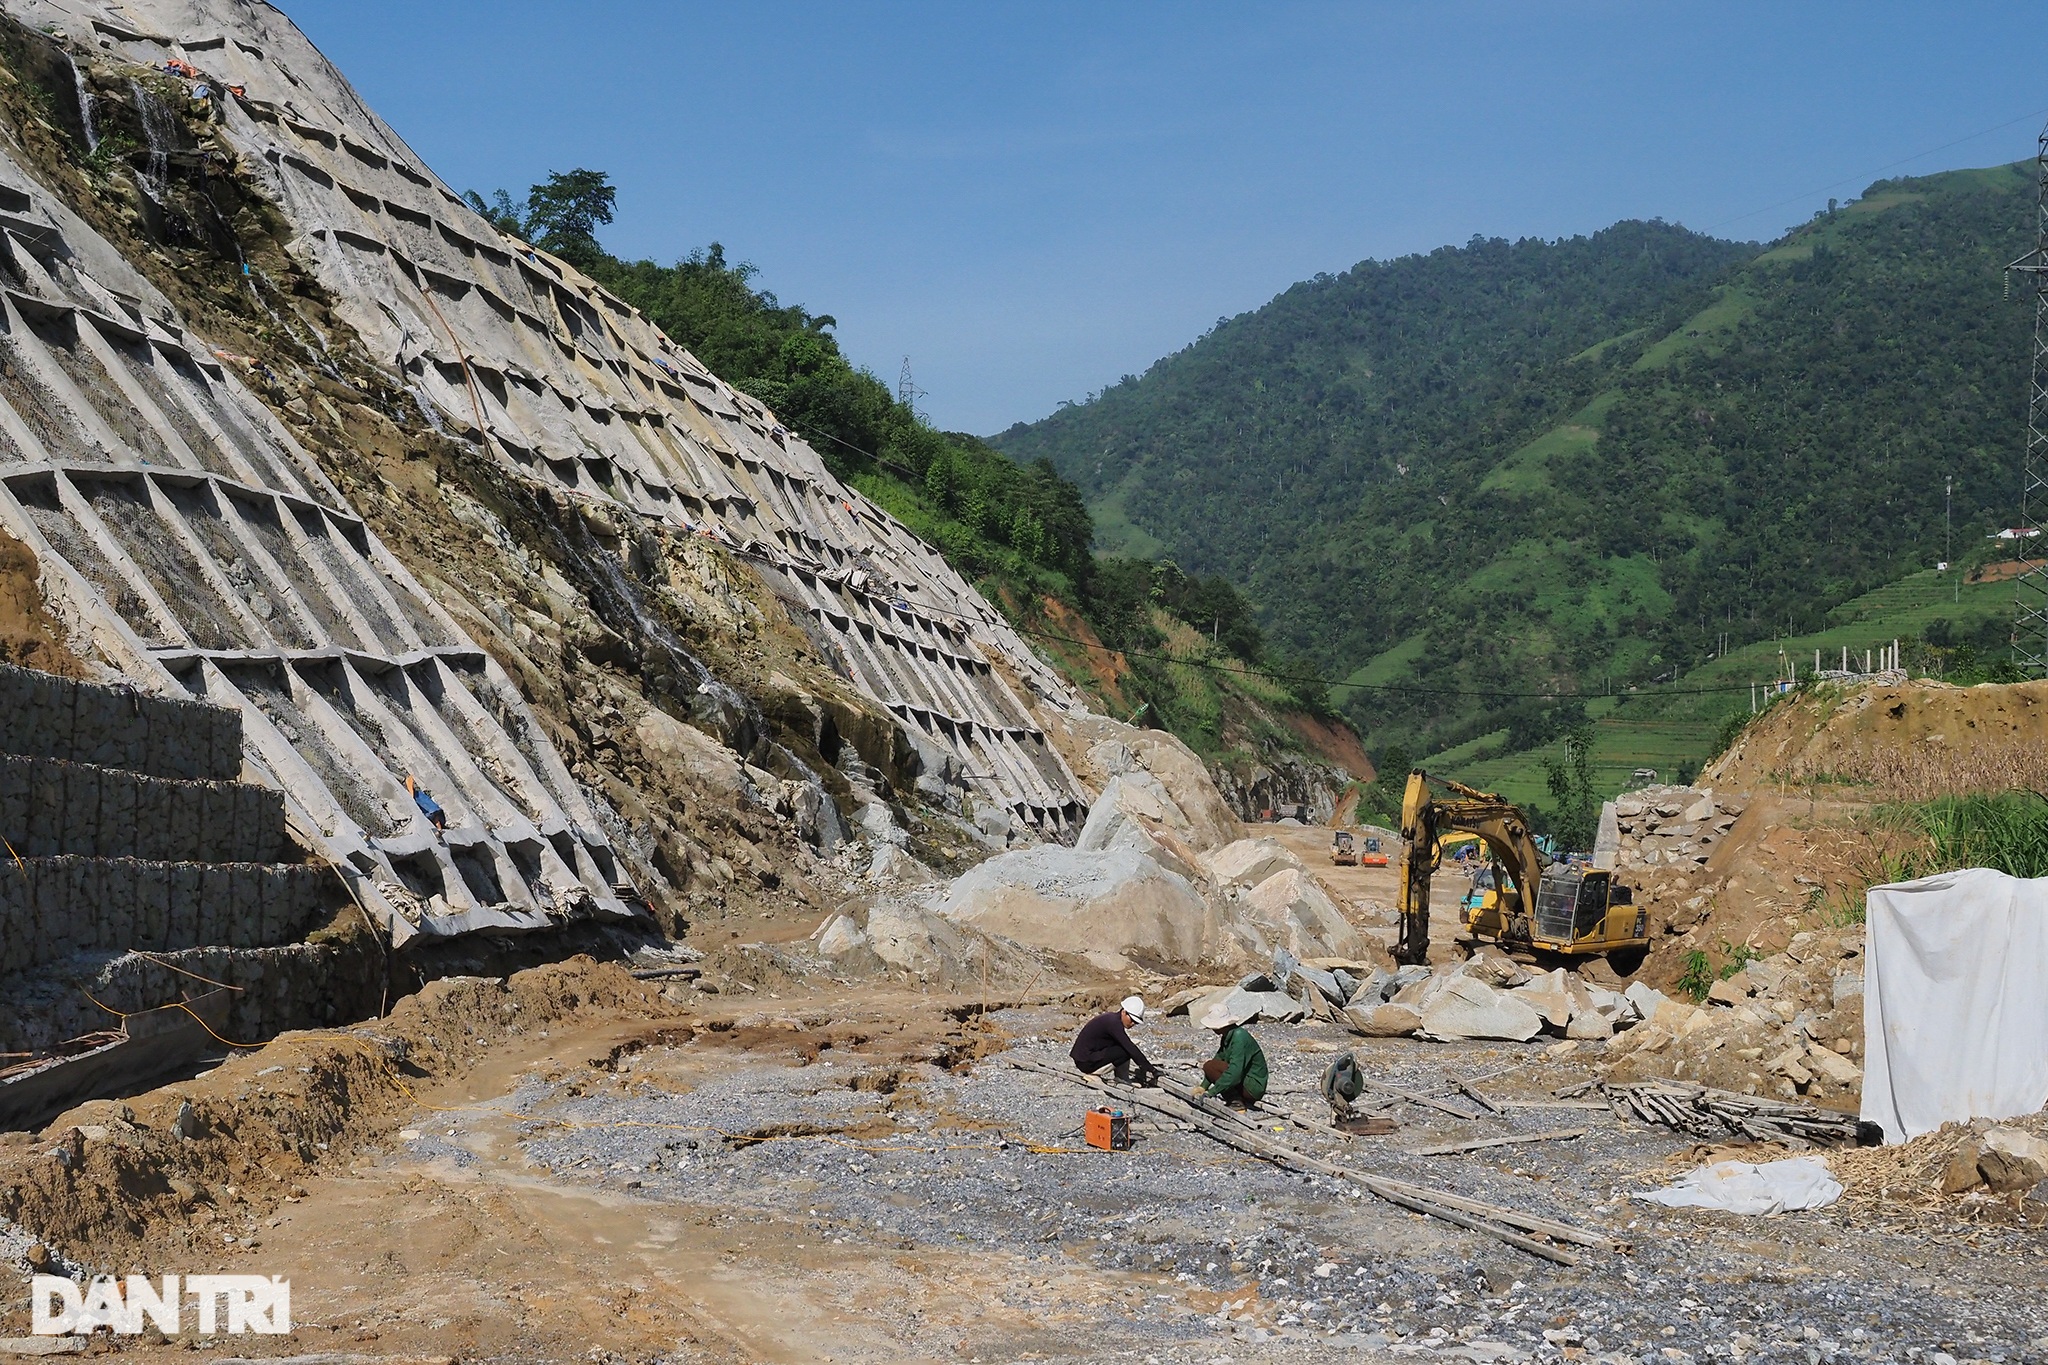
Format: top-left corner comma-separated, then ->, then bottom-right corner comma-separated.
995,166 -> 2038,770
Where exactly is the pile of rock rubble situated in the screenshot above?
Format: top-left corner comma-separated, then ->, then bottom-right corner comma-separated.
1162,946 -> 1652,1045
806,729 -> 1370,979
1158,921 -> 1872,1112
1611,785 -> 1745,870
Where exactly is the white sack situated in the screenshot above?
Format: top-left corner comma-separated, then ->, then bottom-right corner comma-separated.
1862,868 -> 2048,1143
1636,1157 -> 1842,1215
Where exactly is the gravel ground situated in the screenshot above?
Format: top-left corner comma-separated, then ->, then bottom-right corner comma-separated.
397,1006 -> 2048,1364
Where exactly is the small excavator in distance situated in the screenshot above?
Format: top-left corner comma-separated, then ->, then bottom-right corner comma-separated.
1394,770 -> 1646,967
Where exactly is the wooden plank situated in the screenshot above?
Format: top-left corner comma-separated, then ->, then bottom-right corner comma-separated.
1008,1055 -> 1609,1257
1356,1078 -> 1482,1120
1407,1127 -> 1589,1157
1454,1077 -> 1503,1116
1497,1099 -> 1610,1110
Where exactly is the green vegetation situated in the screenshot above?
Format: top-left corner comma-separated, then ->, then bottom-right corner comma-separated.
994,165 -> 2041,785
460,171 -> 1339,763
1891,792 -> 2048,880
1423,565 -> 2019,807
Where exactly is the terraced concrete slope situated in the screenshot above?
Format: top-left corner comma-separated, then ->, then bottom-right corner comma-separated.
18,0 -> 1087,834
0,76 -> 633,944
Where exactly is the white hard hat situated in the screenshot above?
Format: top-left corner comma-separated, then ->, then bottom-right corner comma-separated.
1121,995 -> 1146,1022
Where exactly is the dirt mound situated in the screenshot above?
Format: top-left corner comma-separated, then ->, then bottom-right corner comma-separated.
0,527 -> 87,680
0,958 -> 681,1270
1707,678 -> 2048,800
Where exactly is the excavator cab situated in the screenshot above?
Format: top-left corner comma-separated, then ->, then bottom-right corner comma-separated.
1533,865 -> 1641,949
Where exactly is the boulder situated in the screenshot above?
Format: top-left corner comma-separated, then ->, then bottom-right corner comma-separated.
1242,867 -> 1366,958
1744,959 -> 1790,994
1565,1009 -> 1614,1041
1417,976 -> 1544,1043
1075,772 -> 1201,876
1511,968 -> 1575,1031
865,901 -> 971,973
933,845 -> 1220,965
1203,985 -> 1307,1025
1270,948 -> 1346,1007
856,800 -> 910,849
1804,1043 -> 1862,1087
1979,1128 -> 2048,1194
1161,985 -> 1227,1017
1460,946 -> 1531,989
1204,837 -> 1301,890
1624,981 -> 1671,1020
1053,716 -> 1243,851
1765,1047 -> 1813,1086
812,913 -> 869,957
867,844 -> 936,885
1706,972 -> 1752,1007
1344,1002 -> 1422,1037
1086,738 -> 1138,777
1942,1139 -> 1986,1194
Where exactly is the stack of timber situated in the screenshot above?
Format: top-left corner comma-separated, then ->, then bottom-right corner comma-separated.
1596,1079 -> 1863,1146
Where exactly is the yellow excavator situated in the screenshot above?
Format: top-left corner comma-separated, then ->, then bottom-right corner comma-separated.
1395,770 -> 1646,967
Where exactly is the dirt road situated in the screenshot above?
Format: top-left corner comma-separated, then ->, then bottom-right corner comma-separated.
1257,820 -> 1475,964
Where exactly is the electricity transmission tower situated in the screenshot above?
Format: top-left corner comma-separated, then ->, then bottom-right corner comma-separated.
896,356 -> 925,416
2007,120 -> 2048,675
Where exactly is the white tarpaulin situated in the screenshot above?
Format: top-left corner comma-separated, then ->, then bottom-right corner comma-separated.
1637,1157 -> 1842,1215
1862,868 -> 2048,1143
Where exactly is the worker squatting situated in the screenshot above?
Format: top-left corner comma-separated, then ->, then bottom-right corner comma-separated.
1068,995 -> 1271,1107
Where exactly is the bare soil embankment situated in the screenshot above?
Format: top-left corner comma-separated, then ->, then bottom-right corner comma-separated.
1708,678 -> 2048,800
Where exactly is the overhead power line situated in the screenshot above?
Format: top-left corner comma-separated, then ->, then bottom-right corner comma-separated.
1708,105 -> 2048,232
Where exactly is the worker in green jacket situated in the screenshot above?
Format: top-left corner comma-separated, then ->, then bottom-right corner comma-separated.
1195,1001 -> 1268,1107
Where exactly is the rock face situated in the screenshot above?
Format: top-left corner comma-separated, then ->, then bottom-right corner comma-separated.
1202,838 -> 1299,890
931,845 -> 1221,965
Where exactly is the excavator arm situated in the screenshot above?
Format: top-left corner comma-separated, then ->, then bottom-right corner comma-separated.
1395,770 -> 1551,966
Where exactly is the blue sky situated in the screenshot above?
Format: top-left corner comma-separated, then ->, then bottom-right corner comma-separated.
281,2 -> 2048,435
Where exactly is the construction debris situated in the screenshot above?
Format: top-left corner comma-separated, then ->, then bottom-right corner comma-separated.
1600,1079 -> 1867,1147
1406,1127 -> 1588,1157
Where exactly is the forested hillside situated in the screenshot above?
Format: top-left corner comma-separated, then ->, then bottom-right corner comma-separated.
994,164 -> 2037,763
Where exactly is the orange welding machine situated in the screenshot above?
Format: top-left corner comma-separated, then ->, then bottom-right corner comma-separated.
1083,1107 -> 1131,1151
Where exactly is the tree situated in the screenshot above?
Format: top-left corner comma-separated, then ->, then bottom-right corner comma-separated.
461,188 -> 526,237
1540,721 -> 1600,854
524,169 -> 616,266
